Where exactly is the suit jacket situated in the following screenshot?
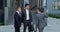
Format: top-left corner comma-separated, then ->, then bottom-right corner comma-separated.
36,13 -> 48,28
14,12 -> 22,27
22,9 -> 32,23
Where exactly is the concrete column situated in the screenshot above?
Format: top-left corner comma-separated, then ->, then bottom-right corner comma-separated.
4,7 -> 8,25
8,0 -> 16,25
4,0 -> 11,25
4,0 -> 16,25
39,0 -> 43,8
37,0 -> 39,8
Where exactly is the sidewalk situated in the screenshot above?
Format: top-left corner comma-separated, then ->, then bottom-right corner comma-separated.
44,17 -> 60,32
0,17 -> 60,32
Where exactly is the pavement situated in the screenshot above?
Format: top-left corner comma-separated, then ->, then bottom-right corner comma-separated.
0,17 -> 60,32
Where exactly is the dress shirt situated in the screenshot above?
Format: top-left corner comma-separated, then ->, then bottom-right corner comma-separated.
26,9 -> 30,20
16,11 -> 19,14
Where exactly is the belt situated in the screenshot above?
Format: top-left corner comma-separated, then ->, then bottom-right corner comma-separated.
26,20 -> 30,21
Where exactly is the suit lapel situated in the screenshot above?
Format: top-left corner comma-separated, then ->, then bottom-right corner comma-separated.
16,12 -> 20,17
29,10 -> 31,17
24,9 -> 26,17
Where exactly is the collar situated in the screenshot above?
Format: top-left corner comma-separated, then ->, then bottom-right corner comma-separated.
16,11 -> 19,14
25,9 -> 29,11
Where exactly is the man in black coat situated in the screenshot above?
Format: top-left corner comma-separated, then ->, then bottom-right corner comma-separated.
22,4 -> 32,32
14,6 -> 22,32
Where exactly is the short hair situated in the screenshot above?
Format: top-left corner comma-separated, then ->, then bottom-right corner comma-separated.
36,8 -> 41,12
16,6 -> 21,10
25,4 -> 29,7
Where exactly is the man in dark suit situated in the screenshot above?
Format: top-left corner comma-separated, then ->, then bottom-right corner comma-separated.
22,4 -> 32,32
14,6 -> 22,32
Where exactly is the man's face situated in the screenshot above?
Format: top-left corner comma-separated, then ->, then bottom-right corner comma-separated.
18,7 -> 21,12
26,5 -> 30,10
36,9 -> 39,12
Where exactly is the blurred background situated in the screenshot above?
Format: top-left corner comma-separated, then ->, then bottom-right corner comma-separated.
0,0 -> 60,32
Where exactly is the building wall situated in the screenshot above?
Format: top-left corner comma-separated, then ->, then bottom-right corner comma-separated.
47,0 -> 60,15
24,0 -> 37,10
4,0 -> 16,25
4,0 -> 49,25
0,0 -> 4,24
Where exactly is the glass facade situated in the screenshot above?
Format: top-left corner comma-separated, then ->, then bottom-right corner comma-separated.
53,1 -> 60,10
43,0 -> 47,8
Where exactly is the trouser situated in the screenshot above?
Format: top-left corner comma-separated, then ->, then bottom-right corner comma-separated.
23,20 -> 32,32
34,25 -> 44,32
15,27 -> 20,32
38,27 -> 44,32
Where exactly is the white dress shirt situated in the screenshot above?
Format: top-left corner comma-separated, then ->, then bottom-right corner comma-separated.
16,11 -> 19,14
26,9 -> 30,20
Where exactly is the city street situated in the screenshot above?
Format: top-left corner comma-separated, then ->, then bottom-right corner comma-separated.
0,17 -> 60,32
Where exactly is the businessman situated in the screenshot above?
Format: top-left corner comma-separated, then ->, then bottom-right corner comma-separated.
22,4 -> 32,32
14,6 -> 22,32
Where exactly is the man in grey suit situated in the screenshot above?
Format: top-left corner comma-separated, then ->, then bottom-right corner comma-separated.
34,8 -> 48,32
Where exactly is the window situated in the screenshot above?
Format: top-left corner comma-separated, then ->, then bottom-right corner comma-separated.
53,1 -> 60,10
43,0 -> 47,8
